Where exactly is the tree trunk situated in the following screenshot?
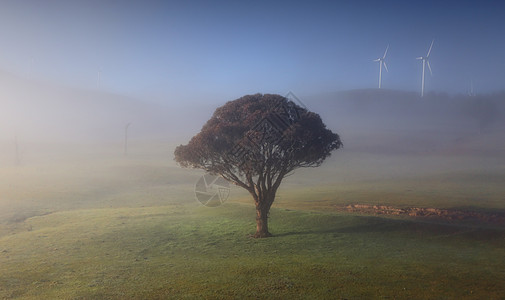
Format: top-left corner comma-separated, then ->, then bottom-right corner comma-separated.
254,204 -> 272,238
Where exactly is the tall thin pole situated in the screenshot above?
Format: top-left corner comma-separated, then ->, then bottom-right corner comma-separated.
421,59 -> 426,97
124,123 -> 131,155
14,135 -> 20,165
378,61 -> 383,89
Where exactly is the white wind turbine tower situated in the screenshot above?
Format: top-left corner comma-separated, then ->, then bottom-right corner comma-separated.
416,40 -> 434,97
468,79 -> 475,96
374,45 -> 389,89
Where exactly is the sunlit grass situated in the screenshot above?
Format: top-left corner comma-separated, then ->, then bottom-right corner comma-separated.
1,149 -> 504,298
1,204 -> 504,299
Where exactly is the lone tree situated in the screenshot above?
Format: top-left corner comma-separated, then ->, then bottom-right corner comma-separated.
174,94 -> 342,238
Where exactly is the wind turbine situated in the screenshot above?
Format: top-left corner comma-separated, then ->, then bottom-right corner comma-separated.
374,45 -> 389,89
468,79 -> 475,96
416,40 -> 434,97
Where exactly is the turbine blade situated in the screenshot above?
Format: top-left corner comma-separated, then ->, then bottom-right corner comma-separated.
383,61 -> 388,72
427,40 -> 434,57
427,60 -> 433,76
383,45 -> 389,59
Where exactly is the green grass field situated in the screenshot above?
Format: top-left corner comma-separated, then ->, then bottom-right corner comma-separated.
1,149 -> 504,299
2,204 -> 504,299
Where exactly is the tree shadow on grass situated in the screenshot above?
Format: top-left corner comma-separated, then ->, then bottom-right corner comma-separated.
273,216 -> 505,242
273,216 -> 406,237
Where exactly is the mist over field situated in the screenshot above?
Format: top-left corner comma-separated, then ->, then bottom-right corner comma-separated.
2,69 -> 504,158
2,62 -> 505,300
1,70 -> 504,225
0,71 -> 212,162
313,89 -> 505,155
1,1 -> 505,297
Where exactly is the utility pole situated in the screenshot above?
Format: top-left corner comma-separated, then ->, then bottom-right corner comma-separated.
124,123 -> 131,155
14,135 -> 20,165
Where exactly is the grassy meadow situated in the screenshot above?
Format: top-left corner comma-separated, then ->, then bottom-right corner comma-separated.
1,140 -> 505,299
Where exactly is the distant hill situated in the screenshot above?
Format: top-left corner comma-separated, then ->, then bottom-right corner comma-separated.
309,88 -> 505,129
306,89 -> 505,155
0,70 -> 215,145
1,72 -> 503,159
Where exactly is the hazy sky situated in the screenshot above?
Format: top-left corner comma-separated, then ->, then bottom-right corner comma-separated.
1,0 -> 504,103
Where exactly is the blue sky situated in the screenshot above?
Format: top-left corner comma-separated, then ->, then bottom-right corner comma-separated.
0,0 -> 504,103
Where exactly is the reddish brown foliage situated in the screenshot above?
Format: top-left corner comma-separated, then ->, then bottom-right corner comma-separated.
175,94 -> 342,237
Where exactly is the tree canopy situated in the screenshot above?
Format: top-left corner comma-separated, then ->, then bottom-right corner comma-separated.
174,93 -> 342,237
